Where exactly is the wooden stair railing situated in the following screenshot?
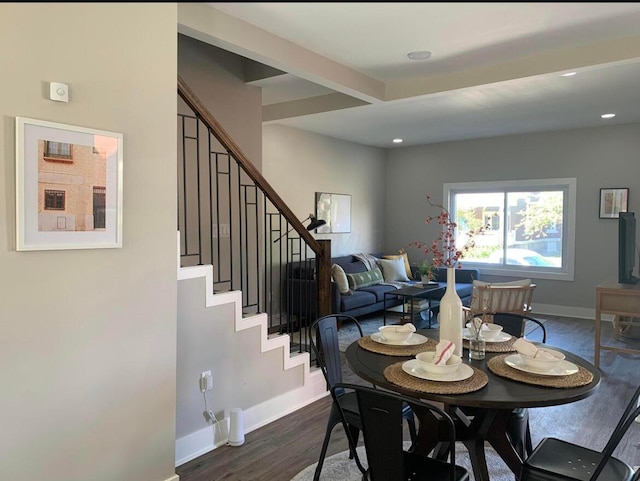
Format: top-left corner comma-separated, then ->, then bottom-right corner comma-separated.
177,76 -> 331,344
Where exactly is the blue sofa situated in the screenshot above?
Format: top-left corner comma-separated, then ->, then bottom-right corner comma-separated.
286,254 -> 479,327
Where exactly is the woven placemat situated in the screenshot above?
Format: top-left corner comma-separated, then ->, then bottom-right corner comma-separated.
487,354 -> 594,388
462,336 -> 517,353
384,361 -> 488,394
358,336 -> 437,356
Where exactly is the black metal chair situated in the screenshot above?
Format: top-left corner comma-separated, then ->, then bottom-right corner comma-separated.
520,384 -> 640,481
492,312 -> 548,459
309,314 -> 417,481
332,382 -> 470,481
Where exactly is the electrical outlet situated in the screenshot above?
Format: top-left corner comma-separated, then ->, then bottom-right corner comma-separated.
200,370 -> 213,392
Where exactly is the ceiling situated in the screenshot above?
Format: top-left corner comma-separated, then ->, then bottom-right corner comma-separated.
181,3 -> 640,148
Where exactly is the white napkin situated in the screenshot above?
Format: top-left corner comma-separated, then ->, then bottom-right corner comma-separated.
434,339 -> 455,365
513,338 -> 556,359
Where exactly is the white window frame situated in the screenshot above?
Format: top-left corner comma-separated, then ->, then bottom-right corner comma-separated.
444,178 -> 576,281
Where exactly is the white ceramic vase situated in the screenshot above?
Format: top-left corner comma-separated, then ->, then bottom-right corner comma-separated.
438,267 -> 464,356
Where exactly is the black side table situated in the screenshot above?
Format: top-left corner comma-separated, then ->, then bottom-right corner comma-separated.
383,284 -> 445,328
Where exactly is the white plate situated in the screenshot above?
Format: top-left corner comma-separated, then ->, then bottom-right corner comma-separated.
504,354 -> 579,377
462,328 -> 512,343
370,332 -> 430,346
402,359 -> 474,382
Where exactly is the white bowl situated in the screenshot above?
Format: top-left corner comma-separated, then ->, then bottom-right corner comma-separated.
480,323 -> 503,341
519,348 -> 565,371
378,325 -> 413,343
415,352 -> 462,375
466,322 -> 503,341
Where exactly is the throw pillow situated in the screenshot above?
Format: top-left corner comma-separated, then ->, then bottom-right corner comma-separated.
347,267 -> 384,290
331,264 -> 352,295
383,253 -> 413,280
378,257 -> 410,282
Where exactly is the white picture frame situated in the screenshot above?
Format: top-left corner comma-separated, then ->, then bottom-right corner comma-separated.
15,117 -> 123,251
315,192 -> 351,233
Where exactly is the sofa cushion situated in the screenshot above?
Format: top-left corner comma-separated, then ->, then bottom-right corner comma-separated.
340,290 -> 377,311
383,253 -> 413,280
347,267 -> 384,290
359,283 -> 402,302
378,257 -> 410,282
331,263 -> 352,295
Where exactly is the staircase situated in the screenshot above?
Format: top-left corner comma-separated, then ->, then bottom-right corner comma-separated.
175,77 -> 331,465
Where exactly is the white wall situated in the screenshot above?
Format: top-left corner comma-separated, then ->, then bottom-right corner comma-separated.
0,4 -> 178,481
263,124 -> 388,256
385,124 -> 640,316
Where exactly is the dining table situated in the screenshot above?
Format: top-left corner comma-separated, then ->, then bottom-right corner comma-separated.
346,328 -> 601,481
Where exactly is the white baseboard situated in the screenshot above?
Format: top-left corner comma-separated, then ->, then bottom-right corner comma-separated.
175,369 -> 328,467
164,476 -> 180,481
532,303 -> 614,322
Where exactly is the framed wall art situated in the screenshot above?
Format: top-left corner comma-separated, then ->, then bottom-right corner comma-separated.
315,192 -> 351,233
599,187 -> 629,219
15,117 -> 123,250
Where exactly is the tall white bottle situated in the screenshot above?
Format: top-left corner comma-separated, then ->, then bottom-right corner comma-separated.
438,267 -> 464,356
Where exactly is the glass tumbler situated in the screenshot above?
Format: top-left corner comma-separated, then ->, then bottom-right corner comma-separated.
469,334 -> 486,360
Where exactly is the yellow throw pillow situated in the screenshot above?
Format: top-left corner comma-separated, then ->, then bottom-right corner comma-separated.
383,253 -> 413,280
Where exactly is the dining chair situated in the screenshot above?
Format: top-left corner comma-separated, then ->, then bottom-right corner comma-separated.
309,314 -> 417,481
468,281 -> 536,316
332,382 -> 470,481
520,384 -> 640,481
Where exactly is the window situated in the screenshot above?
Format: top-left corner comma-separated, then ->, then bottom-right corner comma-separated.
444,179 -> 576,281
44,141 -> 72,161
44,189 -> 65,210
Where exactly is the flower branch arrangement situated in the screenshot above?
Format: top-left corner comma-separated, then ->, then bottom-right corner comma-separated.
404,194 -> 488,270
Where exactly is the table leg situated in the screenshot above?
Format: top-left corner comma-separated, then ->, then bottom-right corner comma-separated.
383,293 -> 388,326
595,292 -> 602,369
485,410 -> 523,480
406,405 -> 523,481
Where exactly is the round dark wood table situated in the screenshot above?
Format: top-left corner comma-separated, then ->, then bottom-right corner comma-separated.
345,329 -> 601,481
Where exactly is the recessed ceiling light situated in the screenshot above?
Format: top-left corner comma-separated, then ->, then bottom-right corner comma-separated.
561,72 -> 577,77
601,113 -> 616,119
407,51 -> 432,61
393,138 -> 403,143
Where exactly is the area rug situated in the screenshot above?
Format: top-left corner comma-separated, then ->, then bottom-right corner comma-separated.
290,442 -> 513,481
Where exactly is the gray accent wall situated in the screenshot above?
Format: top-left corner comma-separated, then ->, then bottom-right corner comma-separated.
385,124 -> 640,314
0,4 -> 177,481
263,124 -> 388,256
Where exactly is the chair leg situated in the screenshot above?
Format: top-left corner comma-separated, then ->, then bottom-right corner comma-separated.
313,425 -> 333,481
345,424 -> 368,475
525,420 -> 533,456
347,425 -> 360,459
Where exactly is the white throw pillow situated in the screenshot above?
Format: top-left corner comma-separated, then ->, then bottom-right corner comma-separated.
331,264 -> 352,295
378,257 -> 410,282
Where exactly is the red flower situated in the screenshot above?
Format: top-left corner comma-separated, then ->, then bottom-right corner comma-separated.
402,195 -> 487,269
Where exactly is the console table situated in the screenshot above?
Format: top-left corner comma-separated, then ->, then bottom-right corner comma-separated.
594,281 -> 640,368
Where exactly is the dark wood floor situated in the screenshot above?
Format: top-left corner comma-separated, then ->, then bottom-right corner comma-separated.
175,315 -> 640,481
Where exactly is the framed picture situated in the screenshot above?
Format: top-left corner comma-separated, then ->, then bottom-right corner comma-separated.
315,192 -> 351,233
15,117 -> 123,250
599,188 -> 629,219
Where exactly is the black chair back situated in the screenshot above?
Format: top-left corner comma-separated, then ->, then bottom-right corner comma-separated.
491,312 -> 547,342
333,383 -> 468,481
309,314 -> 363,391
